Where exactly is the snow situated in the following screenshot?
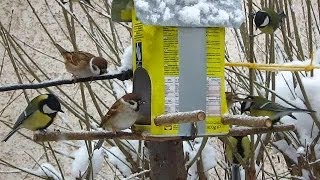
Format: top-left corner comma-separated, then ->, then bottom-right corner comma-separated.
273,139 -> 298,164
32,163 -> 62,180
105,146 -> 132,177
183,138 -> 218,179
119,45 -> 133,71
133,0 -> 244,28
296,146 -> 305,155
71,143 -> 104,179
273,55 -> 320,146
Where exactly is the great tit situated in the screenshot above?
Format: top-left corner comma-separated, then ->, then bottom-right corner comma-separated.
2,94 -> 63,142
240,95 -> 314,123
254,9 -> 286,34
225,136 -> 251,165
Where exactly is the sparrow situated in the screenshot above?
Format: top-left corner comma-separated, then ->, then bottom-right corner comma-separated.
254,9 -> 286,34
2,94 -> 63,142
94,93 -> 144,149
240,95 -> 314,124
55,43 -> 108,78
100,93 -> 144,132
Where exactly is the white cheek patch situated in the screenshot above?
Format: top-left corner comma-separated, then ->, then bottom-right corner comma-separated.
89,57 -> 100,75
260,16 -> 270,27
244,102 -> 252,110
43,104 -> 57,114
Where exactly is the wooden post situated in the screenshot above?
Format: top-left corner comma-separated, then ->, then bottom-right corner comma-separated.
146,141 -> 187,180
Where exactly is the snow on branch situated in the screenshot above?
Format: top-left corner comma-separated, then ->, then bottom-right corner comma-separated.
154,110 -> 206,126
222,114 -> 273,128
227,124 -> 295,136
33,124 -> 295,142
0,69 -> 133,92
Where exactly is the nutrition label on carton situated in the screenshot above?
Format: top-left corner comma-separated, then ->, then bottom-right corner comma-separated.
206,28 -> 225,116
163,27 -> 179,113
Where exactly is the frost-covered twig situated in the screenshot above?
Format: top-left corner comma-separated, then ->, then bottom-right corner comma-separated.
0,70 -> 133,92
154,110 -> 206,126
228,125 -> 295,136
122,170 -> 150,180
222,114 -> 273,128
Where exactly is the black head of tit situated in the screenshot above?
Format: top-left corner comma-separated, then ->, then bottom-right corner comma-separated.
254,9 -> 286,34
40,94 -> 64,116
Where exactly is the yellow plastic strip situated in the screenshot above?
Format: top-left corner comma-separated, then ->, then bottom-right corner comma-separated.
225,62 -> 319,71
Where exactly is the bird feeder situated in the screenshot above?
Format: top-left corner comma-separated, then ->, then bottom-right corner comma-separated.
111,0 -> 245,136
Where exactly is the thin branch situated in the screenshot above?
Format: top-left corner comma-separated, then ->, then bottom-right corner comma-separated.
33,124 -> 295,142
0,70 -> 133,92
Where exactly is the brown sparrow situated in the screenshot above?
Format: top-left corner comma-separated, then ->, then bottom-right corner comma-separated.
100,93 -> 144,133
55,43 -> 108,78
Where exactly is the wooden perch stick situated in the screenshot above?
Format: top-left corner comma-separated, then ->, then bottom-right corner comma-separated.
0,70 -> 133,92
222,114 -> 273,128
227,124 -> 295,136
154,110 -> 206,126
33,124 -> 295,142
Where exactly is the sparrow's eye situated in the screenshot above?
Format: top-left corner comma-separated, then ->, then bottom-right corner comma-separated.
92,65 -> 98,71
128,100 -> 135,105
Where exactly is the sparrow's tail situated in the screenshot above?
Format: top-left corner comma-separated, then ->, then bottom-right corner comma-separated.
54,43 -> 69,55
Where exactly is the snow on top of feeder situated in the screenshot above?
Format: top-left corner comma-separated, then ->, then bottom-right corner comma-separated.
133,0 -> 244,28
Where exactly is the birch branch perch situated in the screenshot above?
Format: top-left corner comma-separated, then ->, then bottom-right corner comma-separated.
154,110 -> 206,126
0,69 -> 133,92
222,114 -> 273,128
227,124 -> 295,136
33,124 -> 295,142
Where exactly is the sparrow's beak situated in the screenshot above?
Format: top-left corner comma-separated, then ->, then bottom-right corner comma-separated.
138,100 -> 146,105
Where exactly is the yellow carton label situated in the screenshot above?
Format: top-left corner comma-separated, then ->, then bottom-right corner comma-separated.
206,28 -> 229,134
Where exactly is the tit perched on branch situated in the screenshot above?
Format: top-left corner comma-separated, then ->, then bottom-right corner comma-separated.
55,43 -> 108,78
254,9 -> 286,34
240,95 -> 314,124
2,94 -> 63,142
94,93 -> 144,149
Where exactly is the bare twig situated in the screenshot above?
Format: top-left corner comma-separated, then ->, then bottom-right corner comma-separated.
0,70 -> 133,92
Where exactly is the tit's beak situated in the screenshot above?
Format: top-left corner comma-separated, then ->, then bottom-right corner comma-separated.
59,109 -> 64,113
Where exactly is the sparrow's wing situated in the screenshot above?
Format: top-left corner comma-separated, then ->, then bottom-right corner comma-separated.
100,100 -> 121,127
68,51 -> 95,66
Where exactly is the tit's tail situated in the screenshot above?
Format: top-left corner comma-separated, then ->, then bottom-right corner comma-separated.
231,164 -> 241,180
94,139 -> 104,150
2,128 -> 20,142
